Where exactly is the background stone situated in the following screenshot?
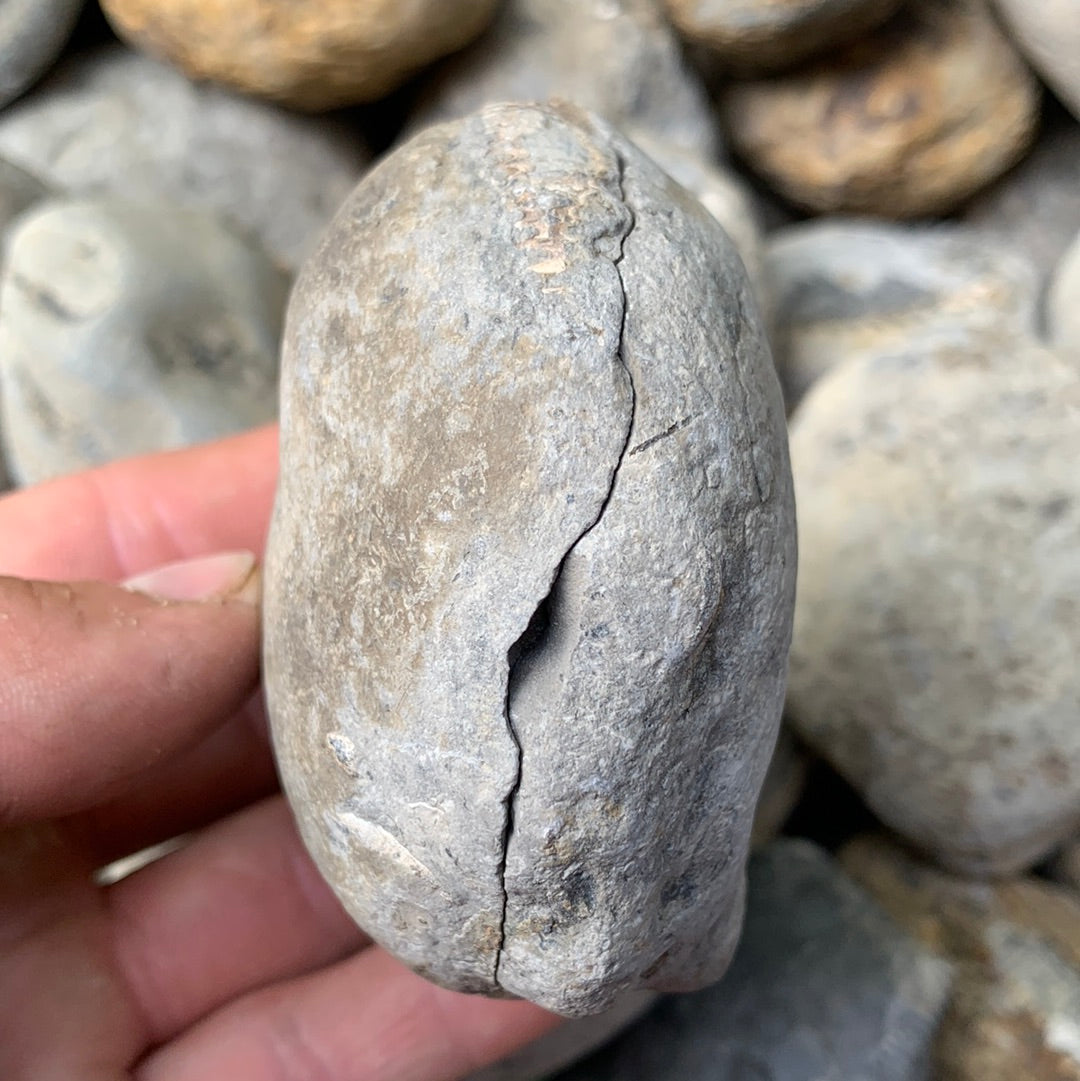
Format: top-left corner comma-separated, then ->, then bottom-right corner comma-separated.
720,0 -> 1041,217
101,0 -> 500,111
0,0 -> 84,108
554,840 -> 952,1081
962,101 -> 1080,306
786,338 -> 1080,876
993,0 -> 1080,122
0,196 -> 287,484
664,0 -> 903,74
0,46 -> 369,268
1048,229 -> 1080,357
766,219 -> 1040,408
408,0 -> 720,161
842,835 -> 1080,1081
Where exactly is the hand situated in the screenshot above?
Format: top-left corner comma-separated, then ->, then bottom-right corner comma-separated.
0,425 -> 559,1080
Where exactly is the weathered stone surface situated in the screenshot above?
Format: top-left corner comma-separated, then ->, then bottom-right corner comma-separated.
0,0 -> 83,108
787,339 -> 1080,876
625,129 -> 768,312
408,0 -> 720,161
1048,230 -> 1080,356
994,0 -> 1080,122
101,0 -> 499,111
0,46 -> 368,268
963,102 -> 1080,295
664,0 -> 903,73
767,219 -> 1040,409
720,0 -> 1041,217
467,991 -> 657,1081
0,156 -> 48,236
842,835 -> 1080,1081
265,102 -> 796,1017
0,196 -> 287,484
555,840 -> 952,1081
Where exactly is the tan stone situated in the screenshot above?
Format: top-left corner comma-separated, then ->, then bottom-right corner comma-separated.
720,0 -> 1041,217
101,0 -> 500,110
841,836 -> 1080,1081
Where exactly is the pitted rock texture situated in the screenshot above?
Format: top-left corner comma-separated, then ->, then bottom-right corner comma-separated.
787,340 -> 1080,877
720,0 -> 1041,218
408,0 -> 720,161
842,835 -> 1080,1081
0,46 -> 368,269
0,0 -> 83,108
0,196 -> 287,484
555,841 -> 952,1081
664,0 -> 903,74
265,102 -> 796,1018
767,220 -> 1040,409
101,0 -> 500,111
993,0 -> 1080,122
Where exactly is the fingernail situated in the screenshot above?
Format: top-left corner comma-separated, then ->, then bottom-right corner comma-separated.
123,551 -> 260,604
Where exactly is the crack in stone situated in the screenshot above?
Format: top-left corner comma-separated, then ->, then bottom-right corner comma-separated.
492,144 -> 638,989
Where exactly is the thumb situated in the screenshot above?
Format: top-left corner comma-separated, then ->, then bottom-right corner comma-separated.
0,552 -> 262,824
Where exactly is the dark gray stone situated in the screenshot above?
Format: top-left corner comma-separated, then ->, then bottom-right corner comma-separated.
555,840 -> 952,1081
265,102 -> 795,1018
0,196 -> 288,484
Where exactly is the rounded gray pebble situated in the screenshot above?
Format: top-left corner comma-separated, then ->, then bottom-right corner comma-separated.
0,196 -> 289,484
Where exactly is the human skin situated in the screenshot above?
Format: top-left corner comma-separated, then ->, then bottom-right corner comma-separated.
0,423 -> 558,1080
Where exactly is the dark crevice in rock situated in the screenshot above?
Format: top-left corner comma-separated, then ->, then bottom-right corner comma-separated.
492,144 -> 639,989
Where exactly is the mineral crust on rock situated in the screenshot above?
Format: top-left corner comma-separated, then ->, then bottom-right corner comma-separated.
265,102 -> 796,1017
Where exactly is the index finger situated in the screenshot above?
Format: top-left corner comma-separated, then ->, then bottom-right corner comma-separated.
0,425 -> 278,582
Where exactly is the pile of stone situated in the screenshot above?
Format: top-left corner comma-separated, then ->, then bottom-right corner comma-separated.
0,2 -> 1077,1079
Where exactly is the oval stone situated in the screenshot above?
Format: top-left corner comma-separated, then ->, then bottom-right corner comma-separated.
264,102 -> 796,1017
